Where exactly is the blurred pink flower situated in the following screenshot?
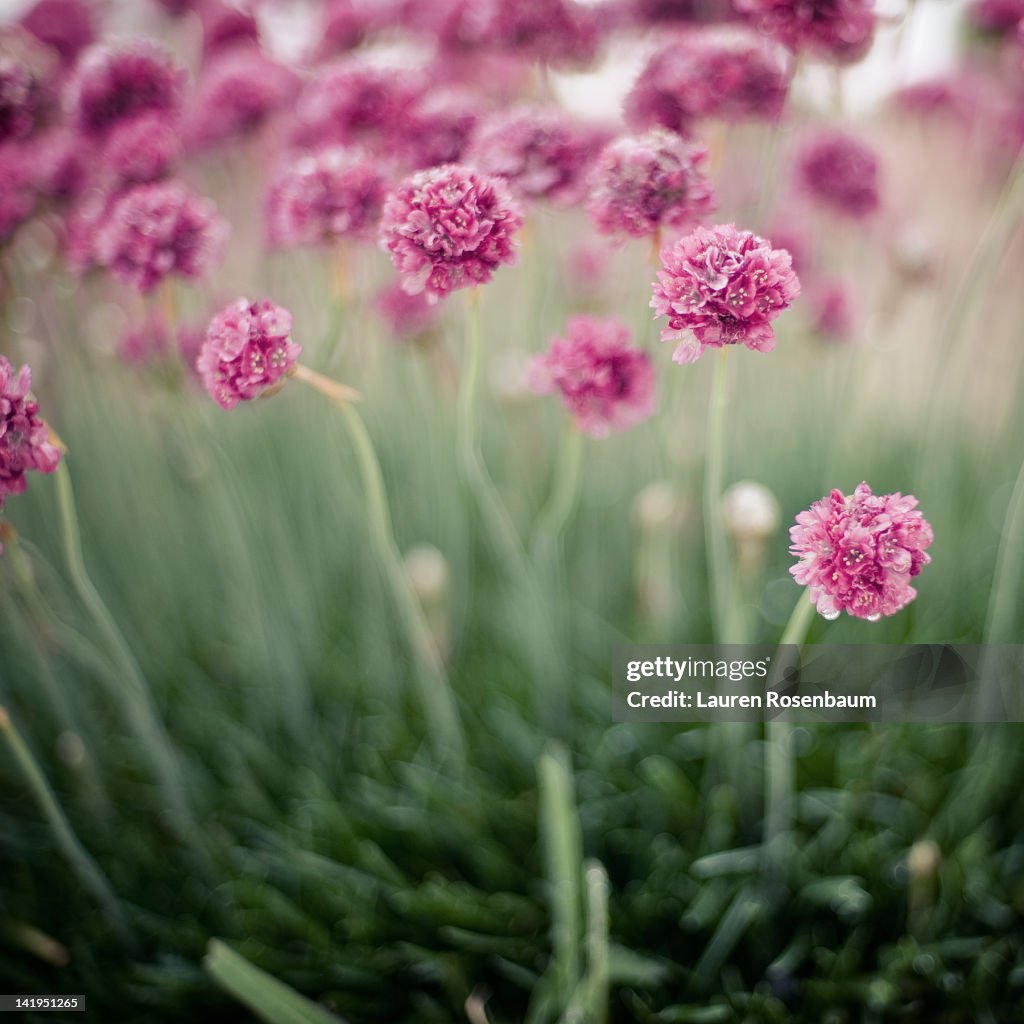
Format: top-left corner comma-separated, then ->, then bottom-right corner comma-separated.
0,356 -> 61,510
625,28 -> 790,135
187,48 -> 299,150
66,40 -> 185,139
295,60 -> 420,150
379,163 -> 523,303
0,146 -> 37,242
93,180 -> 227,293
374,281 -> 441,339
736,0 -> 876,64
789,482 -> 933,620
399,86 -> 481,169
20,0 -> 96,66
797,130 -> 880,218
466,107 -> 608,205
198,298 -> 301,409
809,279 -> 854,340
102,112 -> 180,186
266,147 -> 388,248
587,128 -> 715,238
314,0 -> 391,59
199,1 -> 261,60
651,223 -> 800,363
530,315 -> 656,437
969,0 -> 1024,33
0,58 -> 42,144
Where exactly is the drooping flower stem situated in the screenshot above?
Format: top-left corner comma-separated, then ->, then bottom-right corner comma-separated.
0,706 -> 134,949
704,347 -> 738,643
458,289 -> 528,578
53,460 -> 194,841
531,425 -> 585,564
763,592 -> 816,884
294,374 -> 465,766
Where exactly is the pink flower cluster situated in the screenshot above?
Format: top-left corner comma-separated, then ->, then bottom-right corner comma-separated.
379,163 -> 523,303
789,482 -> 933,620
587,128 -> 715,238
399,87 -> 480,169
466,107 -> 606,205
102,112 -> 180,186
266,148 -> 388,248
66,40 -> 185,138
198,299 -> 301,409
20,0 -> 96,66
625,29 -> 791,136
0,356 -> 61,510
797,130 -> 880,219
92,180 -> 228,293
529,315 -> 656,437
0,59 -> 42,144
736,0 -> 876,64
652,224 -> 800,362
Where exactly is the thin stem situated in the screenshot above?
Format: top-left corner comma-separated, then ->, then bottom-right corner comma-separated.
295,375 -> 465,764
458,290 -> 529,579
704,347 -> 737,643
53,461 -> 194,839
763,591 -> 817,886
0,706 -> 134,948
291,363 -> 361,404
531,425 -> 584,561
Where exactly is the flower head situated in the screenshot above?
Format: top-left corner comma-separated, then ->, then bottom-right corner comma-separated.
625,28 -> 791,135
651,223 -> 800,363
398,86 -> 481,169
373,281 -> 441,339
466,107 -> 608,205
67,40 -> 185,139
102,112 -> 180,186
0,58 -> 43,144
587,128 -> 715,238
198,298 -> 300,409
266,147 -> 388,248
379,163 -> 523,303
20,0 -> 96,66
199,0 -> 261,60
797,130 -> 880,218
789,482 -> 933,620
529,315 -> 656,437
187,48 -> 298,150
736,0 -> 876,64
0,356 -> 61,509
93,180 -> 227,293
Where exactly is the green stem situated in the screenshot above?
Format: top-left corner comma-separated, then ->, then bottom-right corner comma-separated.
704,348 -> 737,643
458,291 -> 528,579
0,706 -> 133,948
763,592 -> 817,884
53,461 -> 194,839
530,425 -> 584,562
299,380 -> 465,765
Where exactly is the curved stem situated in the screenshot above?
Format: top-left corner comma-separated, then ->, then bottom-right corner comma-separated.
704,348 -> 737,643
53,461 -> 194,840
457,290 -> 528,580
296,376 -> 465,765
0,706 -> 134,949
531,425 -> 584,562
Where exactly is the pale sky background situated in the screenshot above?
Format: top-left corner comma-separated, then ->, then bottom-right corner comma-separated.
0,0 -> 973,116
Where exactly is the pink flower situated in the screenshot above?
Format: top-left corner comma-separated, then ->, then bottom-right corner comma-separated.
529,315 -> 656,437
0,58 -> 42,144
67,40 -> 185,139
20,0 -> 96,67
187,48 -> 299,150
266,147 -> 388,248
736,0 -> 876,64
198,298 -> 301,409
92,180 -> 228,293
314,0 -> 391,59
625,28 -> 791,136
587,128 -> 715,238
373,281 -> 441,339
466,107 -> 608,205
379,163 -> 523,303
809,279 -> 854,340
789,482 -> 933,620
31,128 -> 90,202
797,130 -> 880,219
102,112 -> 180,186
651,223 -> 800,362
199,1 -> 261,61
0,147 -> 37,243
0,356 -> 61,510
294,60 -> 420,150
398,86 -> 481,170
969,0 -> 1024,34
